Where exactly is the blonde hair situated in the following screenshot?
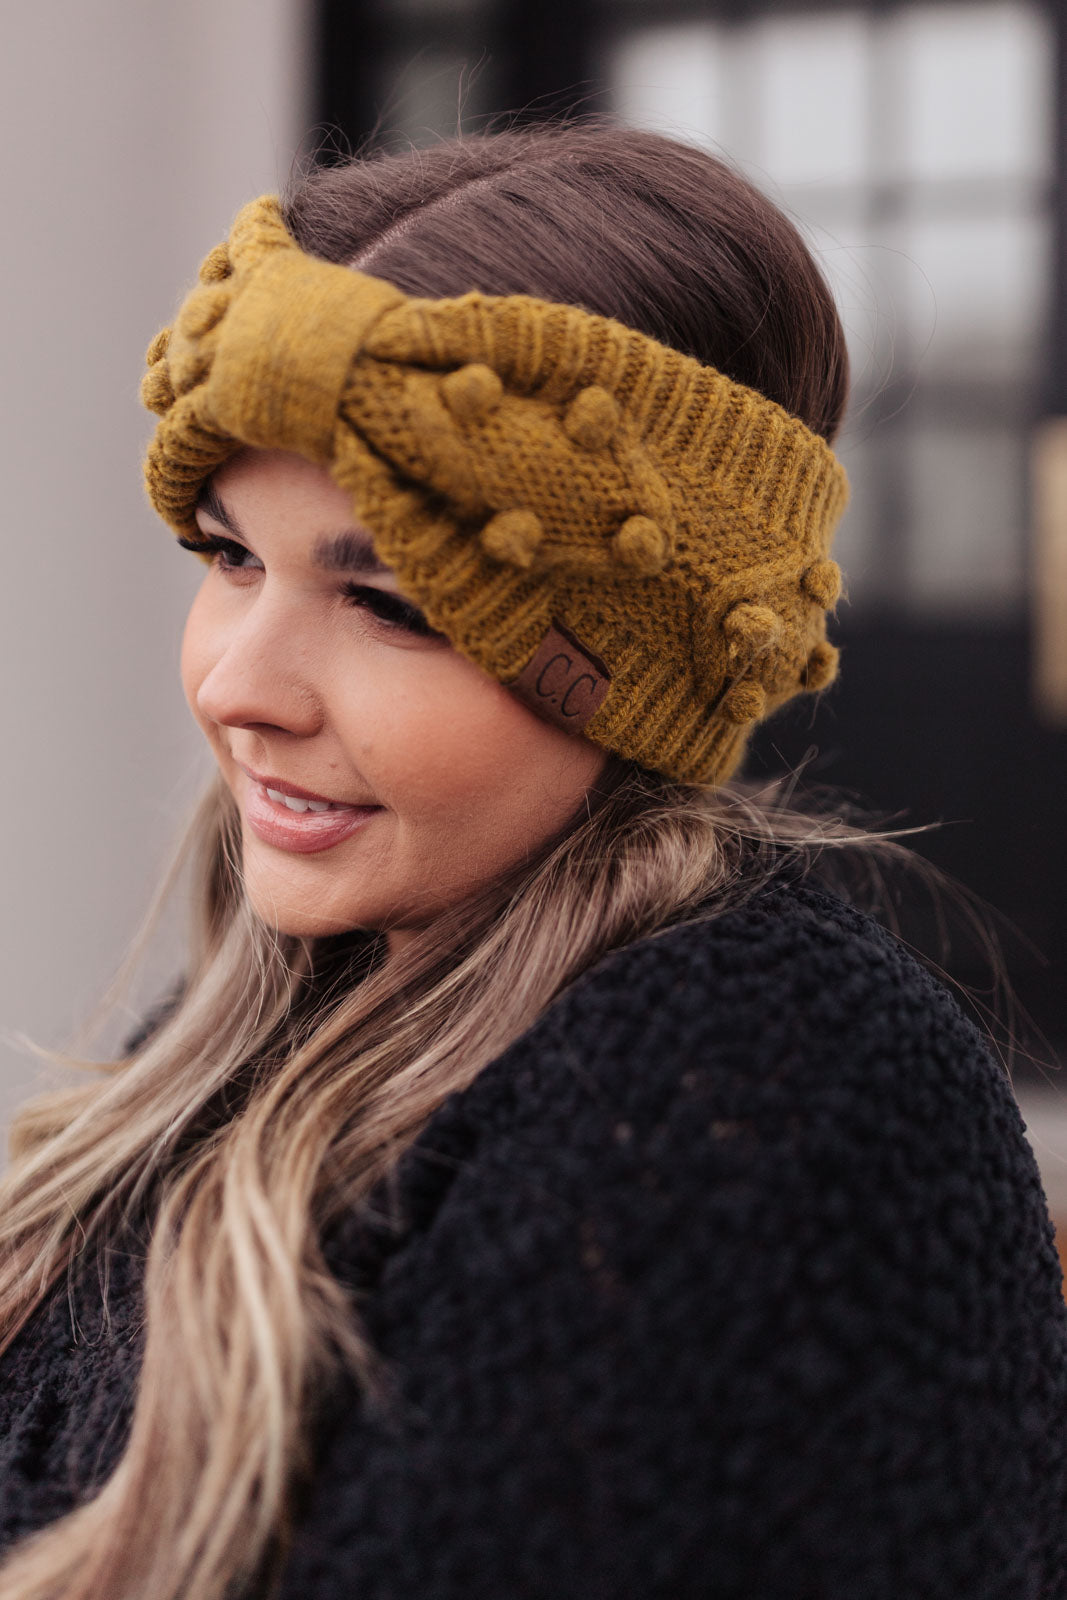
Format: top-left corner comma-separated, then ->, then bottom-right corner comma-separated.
0,758 -> 910,1599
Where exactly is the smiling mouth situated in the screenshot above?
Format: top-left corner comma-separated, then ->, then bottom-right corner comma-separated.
241,774 -> 382,855
236,761 -> 378,813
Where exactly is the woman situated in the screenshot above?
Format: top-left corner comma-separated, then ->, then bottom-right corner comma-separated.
0,121 -> 1062,1600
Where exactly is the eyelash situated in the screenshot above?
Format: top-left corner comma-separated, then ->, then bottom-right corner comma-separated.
342,582 -> 437,637
178,534 -> 438,638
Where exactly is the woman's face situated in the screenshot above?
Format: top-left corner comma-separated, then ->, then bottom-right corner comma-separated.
181,448 -> 608,950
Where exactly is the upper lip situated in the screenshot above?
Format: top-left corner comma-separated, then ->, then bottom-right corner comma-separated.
236,762 -> 377,807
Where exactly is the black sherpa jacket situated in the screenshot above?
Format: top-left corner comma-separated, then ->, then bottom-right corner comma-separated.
1,880 -> 1065,1598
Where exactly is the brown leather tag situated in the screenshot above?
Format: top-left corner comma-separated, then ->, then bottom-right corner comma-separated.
509,621 -> 611,732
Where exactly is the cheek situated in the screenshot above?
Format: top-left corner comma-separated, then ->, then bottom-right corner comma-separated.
338,651 -> 600,821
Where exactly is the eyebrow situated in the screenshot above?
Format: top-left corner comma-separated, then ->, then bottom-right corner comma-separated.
194,482 -> 392,577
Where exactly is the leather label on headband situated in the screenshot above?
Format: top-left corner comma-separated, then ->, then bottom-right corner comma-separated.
509,621 -> 611,732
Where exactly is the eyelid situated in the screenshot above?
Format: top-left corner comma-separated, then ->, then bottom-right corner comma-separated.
181,531 -> 260,567
344,581 -> 440,638
190,519 -> 239,541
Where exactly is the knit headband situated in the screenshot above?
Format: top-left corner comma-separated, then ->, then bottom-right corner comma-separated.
142,194 -> 849,786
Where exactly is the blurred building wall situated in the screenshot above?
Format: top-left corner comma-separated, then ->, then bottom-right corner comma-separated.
0,2 -> 309,1129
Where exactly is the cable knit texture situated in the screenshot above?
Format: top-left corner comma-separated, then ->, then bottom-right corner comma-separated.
1,882 -> 1064,1597
140,195 -> 850,785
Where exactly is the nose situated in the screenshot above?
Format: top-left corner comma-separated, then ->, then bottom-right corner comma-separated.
193,595 -> 325,739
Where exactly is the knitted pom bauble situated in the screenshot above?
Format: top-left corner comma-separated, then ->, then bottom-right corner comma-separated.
611,516 -> 670,575
801,559 -> 843,609
140,363 -> 174,417
563,386 -> 619,451
442,363 -> 504,424
722,603 -> 782,660
721,682 -> 768,726
198,243 -> 233,284
480,510 -> 545,569
142,194 -> 850,787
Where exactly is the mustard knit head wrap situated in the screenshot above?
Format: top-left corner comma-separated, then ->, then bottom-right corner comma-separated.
142,194 -> 849,787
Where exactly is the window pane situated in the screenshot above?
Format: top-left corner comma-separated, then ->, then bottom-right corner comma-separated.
891,1 -> 1052,182
902,210 -> 1049,381
752,11 -> 869,188
601,0 -> 1053,625
604,22 -> 730,155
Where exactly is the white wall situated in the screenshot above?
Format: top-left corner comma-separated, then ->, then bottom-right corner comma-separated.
0,3 -> 310,1126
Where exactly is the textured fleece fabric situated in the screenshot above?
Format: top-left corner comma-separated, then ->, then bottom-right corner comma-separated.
0,881 -> 1064,1598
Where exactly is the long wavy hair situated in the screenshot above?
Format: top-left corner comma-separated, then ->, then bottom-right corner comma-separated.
0,119 -> 869,1598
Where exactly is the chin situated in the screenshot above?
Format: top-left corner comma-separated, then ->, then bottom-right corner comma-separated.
241,872 -> 373,941
239,844 -> 459,945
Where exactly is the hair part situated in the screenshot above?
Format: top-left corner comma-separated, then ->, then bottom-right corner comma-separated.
284,118 -> 849,444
